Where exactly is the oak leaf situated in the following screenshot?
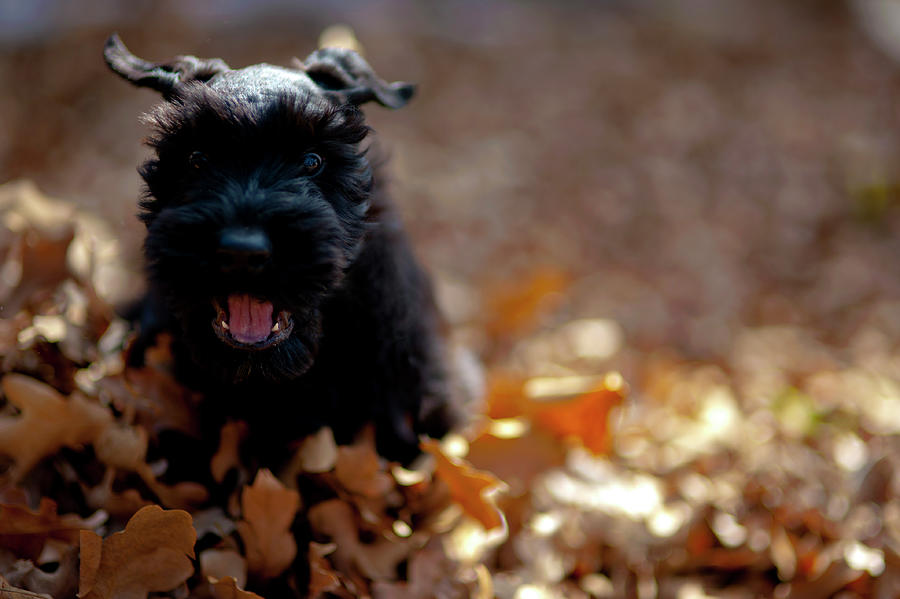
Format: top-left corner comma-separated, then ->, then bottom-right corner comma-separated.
0,498 -> 96,560
78,505 -> 196,599
236,469 -> 300,580
0,374 -> 112,480
420,439 -> 506,531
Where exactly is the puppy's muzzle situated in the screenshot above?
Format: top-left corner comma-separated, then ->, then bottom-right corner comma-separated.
217,227 -> 271,274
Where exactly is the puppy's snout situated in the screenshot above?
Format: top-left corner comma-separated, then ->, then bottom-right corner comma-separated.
217,227 -> 272,273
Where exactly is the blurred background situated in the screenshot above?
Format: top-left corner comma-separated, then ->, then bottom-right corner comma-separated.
2,0 -> 900,366
5,1 -> 900,596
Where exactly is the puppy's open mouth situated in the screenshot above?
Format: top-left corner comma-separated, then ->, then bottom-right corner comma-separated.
212,295 -> 293,350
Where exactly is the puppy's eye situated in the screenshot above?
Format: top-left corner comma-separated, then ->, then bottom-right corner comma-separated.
300,152 -> 324,177
189,151 -> 208,169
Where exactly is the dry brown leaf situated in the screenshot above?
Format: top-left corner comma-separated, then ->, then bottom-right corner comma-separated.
211,421 -> 248,483
308,542 -> 341,598
208,576 -> 264,599
0,498 -> 96,561
0,575 -> 52,599
0,543 -> 78,598
118,363 -> 201,436
307,499 -> 414,581
236,469 -> 300,580
78,505 -> 196,599
421,439 -> 506,532
0,374 -> 112,480
334,435 -> 393,498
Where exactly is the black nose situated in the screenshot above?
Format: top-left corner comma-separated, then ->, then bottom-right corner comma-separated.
217,227 -> 272,273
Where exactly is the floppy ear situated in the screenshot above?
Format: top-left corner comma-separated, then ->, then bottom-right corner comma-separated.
301,47 -> 415,109
103,34 -> 230,98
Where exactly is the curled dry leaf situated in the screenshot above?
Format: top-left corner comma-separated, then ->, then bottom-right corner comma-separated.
0,575 -> 52,599
78,505 -> 196,599
0,374 -> 112,480
211,420 -> 248,484
208,576 -> 264,599
236,469 -> 301,580
0,498 -> 97,561
421,438 -> 507,532
307,499 -> 416,581
308,542 -> 341,598
334,435 -> 393,498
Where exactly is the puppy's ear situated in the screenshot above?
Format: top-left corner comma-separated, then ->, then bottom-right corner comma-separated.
301,47 -> 414,109
104,34 -> 230,98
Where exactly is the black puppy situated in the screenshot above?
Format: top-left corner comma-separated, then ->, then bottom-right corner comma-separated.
104,35 -> 456,465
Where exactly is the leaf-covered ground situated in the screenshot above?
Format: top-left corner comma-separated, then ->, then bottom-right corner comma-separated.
3,2 -> 900,598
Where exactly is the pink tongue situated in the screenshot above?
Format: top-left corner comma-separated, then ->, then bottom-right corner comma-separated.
227,295 -> 273,344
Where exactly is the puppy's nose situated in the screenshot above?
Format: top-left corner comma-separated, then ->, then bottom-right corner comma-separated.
217,227 -> 272,273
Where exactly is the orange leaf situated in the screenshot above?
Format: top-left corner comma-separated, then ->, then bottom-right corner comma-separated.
0,497 -> 94,560
420,439 -> 506,531
483,373 -> 627,455
209,576 -> 265,599
78,504 -> 196,599
482,268 -> 571,340
531,381 -> 625,455
236,469 -> 301,580
0,374 -> 112,480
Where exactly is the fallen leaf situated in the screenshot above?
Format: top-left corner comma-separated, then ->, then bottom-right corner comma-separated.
78,505 -> 196,599
0,543 -> 78,598
0,575 -> 52,599
334,435 -> 393,498
0,498 -> 97,561
308,542 -> 341,598
208,576 -> 264,599
211,421 -> 248,483
307,499 -> 415,581
236,469 -> 300,580
0,374 -> 113,480
482,267 -> 571,340
530,378 -> 626,454
420,439 -> 507,532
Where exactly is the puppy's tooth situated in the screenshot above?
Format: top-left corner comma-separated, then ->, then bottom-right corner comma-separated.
271,322 -> 280,332
221,320 -> 230,330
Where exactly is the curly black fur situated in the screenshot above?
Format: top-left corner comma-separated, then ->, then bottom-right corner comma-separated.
107,37 -> 456,465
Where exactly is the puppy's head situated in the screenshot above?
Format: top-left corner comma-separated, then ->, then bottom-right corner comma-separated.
105,35 -> 413,382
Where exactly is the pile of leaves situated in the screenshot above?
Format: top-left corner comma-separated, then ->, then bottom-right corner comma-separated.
3,178 -> 900,599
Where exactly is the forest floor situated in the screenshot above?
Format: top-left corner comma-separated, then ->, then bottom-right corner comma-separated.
2,1 -> 900,598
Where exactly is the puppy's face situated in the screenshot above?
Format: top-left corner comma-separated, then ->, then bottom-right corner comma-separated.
104,38 -> 414,382
142,83 -> 371,381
